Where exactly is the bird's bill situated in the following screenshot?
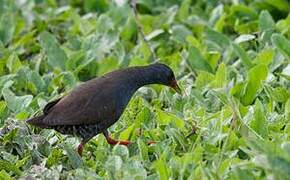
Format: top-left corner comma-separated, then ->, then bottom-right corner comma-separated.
170,80 -> 181,94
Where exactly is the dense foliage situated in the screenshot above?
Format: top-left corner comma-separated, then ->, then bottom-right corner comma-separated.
0,0 -> 290,179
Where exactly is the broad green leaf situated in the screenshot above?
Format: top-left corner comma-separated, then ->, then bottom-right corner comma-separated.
241,64 -> 268,105
2,82 -> 33,113
156,110 -> 184,129
0,170 -> 11,180
178,0 -> 191,20
234,34 -> 256,44
207,51 -> 221,70
171,25 -> 192,43
0,13 -> 15,45
154,156 -> 168,180
195,71 -> 215,88
259,10 -> 275,31
250,100 -> 268,138
39,31 -> 68,70
112,145 -> 129,160
232,43 -> 253,69
265,0 -> 289,12
6,53 -> 21,73
268,156 -> 290,177
265,86 -> 290,103
46,148 -> 63,168
272,34 -> 290,60
254,48 -> 274,66
0,160 -> 21,176
166,128 -> 187,150
276,14 -> 290,35
187,46 -> 213,73
230,5 -> 258,20
210,63 -> 227,88
97,57 -> 119,76
209,4 -> 224,27
285,99 -> 290,120
105,155 -> 123,172
120,16 -> 137,41
137,139 -> 149,162
61,143 -> 83,169
119,124 -> 134,141
205,28 -> 231,49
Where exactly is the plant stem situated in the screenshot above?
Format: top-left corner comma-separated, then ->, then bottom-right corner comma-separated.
130,0 -> 158,62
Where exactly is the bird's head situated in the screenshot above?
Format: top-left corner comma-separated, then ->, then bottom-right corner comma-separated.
149,63 -> 181,94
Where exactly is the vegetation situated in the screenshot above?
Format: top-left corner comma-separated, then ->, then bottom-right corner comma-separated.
0,0 -> 290,179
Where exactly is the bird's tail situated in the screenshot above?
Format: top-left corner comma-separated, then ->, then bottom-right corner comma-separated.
26,115 -> 49,128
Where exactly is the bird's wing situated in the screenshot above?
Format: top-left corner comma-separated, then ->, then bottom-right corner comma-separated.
43,98 -> 62,115
41,76 -> 121,126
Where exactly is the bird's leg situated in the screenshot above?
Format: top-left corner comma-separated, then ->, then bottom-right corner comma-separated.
77,140 -> 86,156
103,130 -> 131,146
147,140 -> 156,145
136,128 -> 156,145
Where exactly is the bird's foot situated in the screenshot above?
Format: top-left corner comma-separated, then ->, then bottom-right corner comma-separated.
105,136 -> 131,146
147,140 -> 156,145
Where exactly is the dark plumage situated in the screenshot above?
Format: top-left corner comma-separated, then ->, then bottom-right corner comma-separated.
26,63 -> 181,155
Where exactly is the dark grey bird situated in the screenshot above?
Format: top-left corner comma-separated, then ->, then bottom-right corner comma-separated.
26,63 -> 181,155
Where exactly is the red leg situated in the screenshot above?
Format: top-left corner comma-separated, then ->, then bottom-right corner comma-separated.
77,141 -> 85,156
136,128 -> 156,145
147,140 -> 156,145
103,130 -> 131,146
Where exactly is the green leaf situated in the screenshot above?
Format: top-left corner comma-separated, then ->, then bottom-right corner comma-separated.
0,13 -> 15,45
241,64 -> 268,105
61,143 -> 83,169
266,86 -> 290,103
232,43 -> 253,69
0,100 -> 7,120
119,124 -> 134,141
195,71 -> 215,88
178,0 -> 191,20
171,25 -> 192,43
234,34 -> 256,44
137,139 -> 149,162
187,46 -> 213,73
265,0 -> 290,12
205,28 -> 231,49
272,34 -> 290,60
154,156 -> 169,180
0,160 -> 22,176
254,48 -> 274,66
2,81 -> 33,113
39,31 -> 68,70
46,148 -> 63,168
156,110 -> 185,129
230,4 -> 258,20
286,99 -> 290,121
6,53 -> 21,73
112,145 -> 129,160
210,63 -> 227,88
259,10 -> 275,31
105,155 -> 123,172
268,156 -> 290,177
0,170 -> 11,180
250,100 -> 268,138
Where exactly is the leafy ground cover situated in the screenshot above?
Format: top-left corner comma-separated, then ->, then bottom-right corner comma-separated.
0,0 -> 290,179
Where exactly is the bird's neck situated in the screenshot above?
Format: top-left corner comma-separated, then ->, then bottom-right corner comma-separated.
131,66 -> 164,87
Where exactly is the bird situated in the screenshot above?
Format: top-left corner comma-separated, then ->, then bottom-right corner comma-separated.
26,63 -> 181,155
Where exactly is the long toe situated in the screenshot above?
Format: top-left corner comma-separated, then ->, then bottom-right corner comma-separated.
118,140 -> 131,146
106,136 -> 132,146
147,140 -> 156,145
